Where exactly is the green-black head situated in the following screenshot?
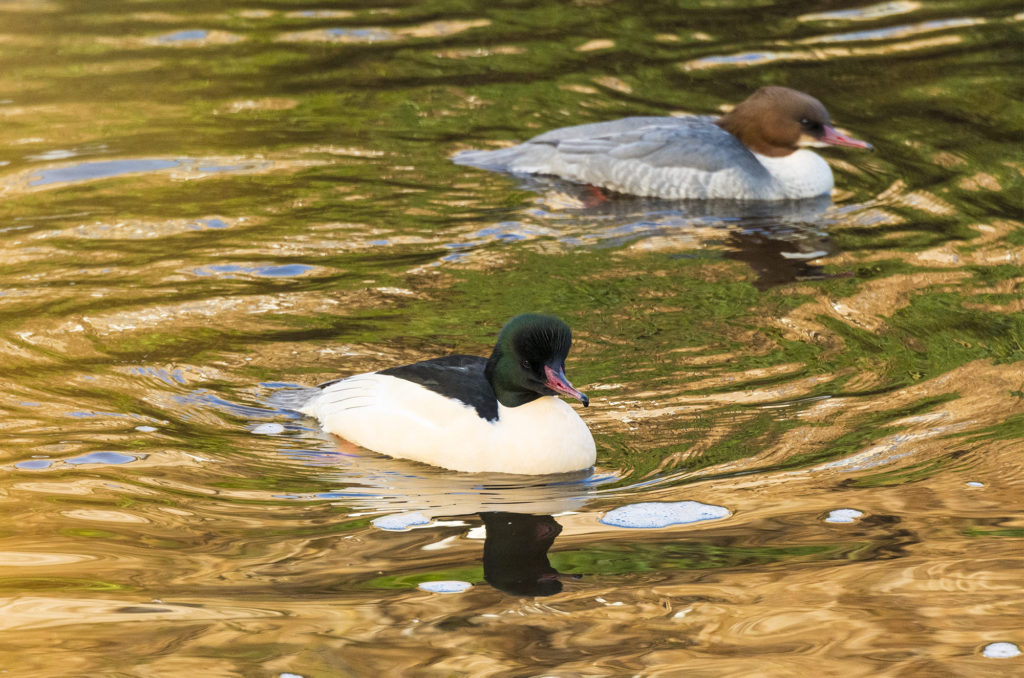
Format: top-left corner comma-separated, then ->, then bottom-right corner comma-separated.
484,314 -> 589,409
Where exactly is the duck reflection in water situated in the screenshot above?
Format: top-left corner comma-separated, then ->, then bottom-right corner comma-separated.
480,174 -> 850,290
479,512 -> 573,597
267,437 -> 604,595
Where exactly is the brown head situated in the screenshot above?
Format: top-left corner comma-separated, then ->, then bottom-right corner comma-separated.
716,86 -> 872,157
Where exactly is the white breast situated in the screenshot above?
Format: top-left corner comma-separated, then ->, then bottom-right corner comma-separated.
300,373 -> 596,475
752,150 -> 834,199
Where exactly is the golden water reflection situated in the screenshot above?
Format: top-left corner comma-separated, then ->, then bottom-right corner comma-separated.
1,0 -> 1022,674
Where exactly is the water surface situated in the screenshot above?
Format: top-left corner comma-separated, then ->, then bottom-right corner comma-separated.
1,0 -> 1022,676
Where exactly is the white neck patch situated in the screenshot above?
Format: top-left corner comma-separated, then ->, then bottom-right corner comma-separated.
754,150 -> 834,199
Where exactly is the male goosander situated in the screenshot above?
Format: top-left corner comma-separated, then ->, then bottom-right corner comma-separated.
454,86 -> 872,200
300,314 -> 595,475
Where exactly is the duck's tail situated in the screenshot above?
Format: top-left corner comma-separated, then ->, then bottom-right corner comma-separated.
451,145 -> 529,171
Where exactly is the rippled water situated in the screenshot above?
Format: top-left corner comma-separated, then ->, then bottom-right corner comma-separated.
2,0 -> 1022,675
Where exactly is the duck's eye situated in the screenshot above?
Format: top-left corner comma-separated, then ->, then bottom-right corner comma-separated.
800,118 -> 822,132
520,359 -> 532,370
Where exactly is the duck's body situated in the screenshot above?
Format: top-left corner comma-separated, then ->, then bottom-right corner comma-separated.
300,316 -> 595,475
454,87 -> 872,201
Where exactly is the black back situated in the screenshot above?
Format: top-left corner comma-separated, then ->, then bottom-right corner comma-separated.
379,354 -> 499,421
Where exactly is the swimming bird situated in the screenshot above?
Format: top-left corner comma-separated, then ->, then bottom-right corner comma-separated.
300,314 -> 595,474
453,86 -> 872,200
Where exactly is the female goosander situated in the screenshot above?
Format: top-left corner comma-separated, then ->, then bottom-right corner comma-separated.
300,314 -> 595,475
454,86 -> 872,200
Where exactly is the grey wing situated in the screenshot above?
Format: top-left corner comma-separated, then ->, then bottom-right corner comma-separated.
529,117 -> 763,176
527,116 -> 679,144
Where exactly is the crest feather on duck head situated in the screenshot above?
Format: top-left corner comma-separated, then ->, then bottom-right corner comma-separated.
510,314 -> 572,362
488,314 -> 573,364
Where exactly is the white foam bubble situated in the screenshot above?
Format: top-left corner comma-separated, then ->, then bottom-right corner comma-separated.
418,580 -> 472,594
135,425 -> 157,432
66,452 -> 136,466
966,481 -> 984,488
982,642 -> 1021,658
372,512 -> 431,531
600,501 -> 730,528
252,423 -> 285,435
825,508 -> 864,523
